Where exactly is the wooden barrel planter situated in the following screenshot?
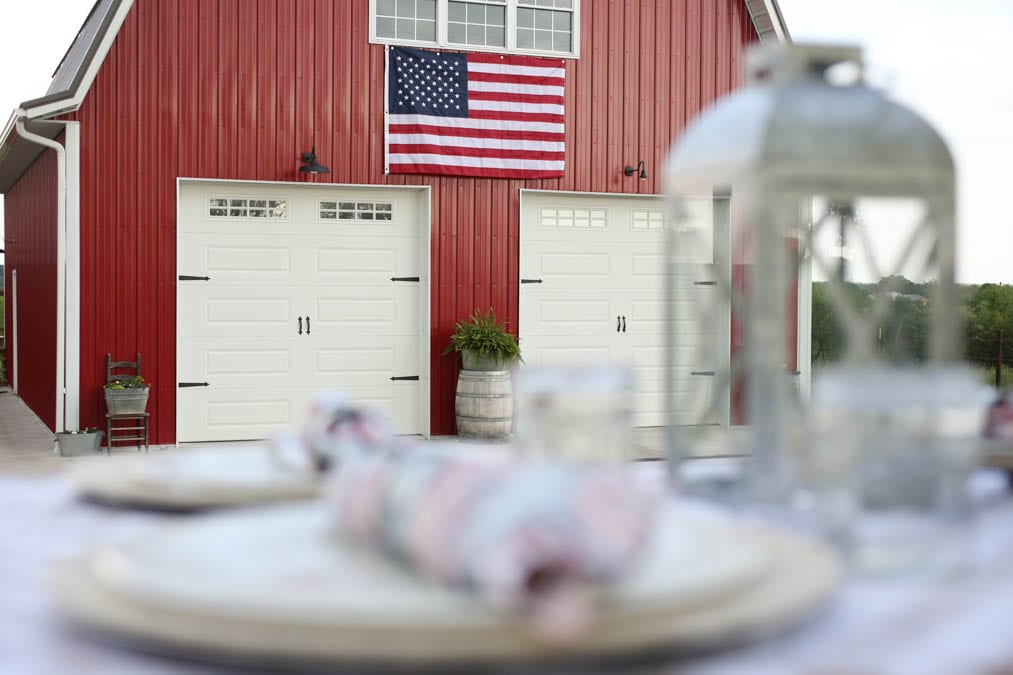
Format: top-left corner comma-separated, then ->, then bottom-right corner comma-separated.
455,355 -> 513,440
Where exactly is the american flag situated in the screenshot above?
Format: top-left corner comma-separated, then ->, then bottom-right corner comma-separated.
385,46 -> 565,179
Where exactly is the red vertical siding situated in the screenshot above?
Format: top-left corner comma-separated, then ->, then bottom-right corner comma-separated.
64,0 -> 759,441
154,0 -> 179,442
3,148 -> 59,431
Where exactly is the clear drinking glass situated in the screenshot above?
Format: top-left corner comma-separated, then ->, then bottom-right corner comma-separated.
809,367 -> 988,577
513,366 -> 635,463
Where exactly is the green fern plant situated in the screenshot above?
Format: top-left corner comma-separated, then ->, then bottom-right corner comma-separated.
104,375 -> 149,389
443,309 -> 522,363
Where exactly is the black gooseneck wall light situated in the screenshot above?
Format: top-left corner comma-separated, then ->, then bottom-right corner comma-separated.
299,146 -> 331,174
624,160 -> 647,180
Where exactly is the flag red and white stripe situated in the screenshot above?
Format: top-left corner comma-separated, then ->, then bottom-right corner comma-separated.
385,48 -> 566,179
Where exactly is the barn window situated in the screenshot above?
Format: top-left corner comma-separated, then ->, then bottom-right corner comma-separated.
371,0 -> 579,58
320,200 -> 394,222
208,196 -> 288,219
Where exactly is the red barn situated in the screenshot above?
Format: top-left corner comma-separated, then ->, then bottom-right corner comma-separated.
0,0 -> 789,443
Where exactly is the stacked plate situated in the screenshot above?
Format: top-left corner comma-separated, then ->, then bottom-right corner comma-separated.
69,444 -> 321,509
52,501 -> 841,668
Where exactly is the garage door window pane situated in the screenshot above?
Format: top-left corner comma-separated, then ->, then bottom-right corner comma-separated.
540,206 -> 607,229
326,200 -> 396,222
632,209 -> 665,230
209,196 -> 288,220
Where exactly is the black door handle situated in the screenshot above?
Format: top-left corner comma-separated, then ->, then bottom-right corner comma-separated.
306,316 -> 311,335
617,315 -> 621,333
298,316 -> 303,335
622,316 -> 626,333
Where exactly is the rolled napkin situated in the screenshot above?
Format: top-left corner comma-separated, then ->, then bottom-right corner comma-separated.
297,391 -> 402,471
328,446 -> 657,643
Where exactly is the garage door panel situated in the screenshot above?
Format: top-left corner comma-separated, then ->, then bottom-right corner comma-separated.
179,234 -> 305,285
207,297 -> 290,325
181,233 -> 420,286
316,347 -> 395,379
522,298 -> 619,339
178,338 -> 299,387
313,337 -> 420,385
177,388 -> 299,442
206,348 -> 291,378
531,345 -> 614,367
352,385 -> 420,436
313,287 -> 419,336
179,286 -> 297,337
205,245 -> 292,275
631,252 -> 666,279
315,235 -> 419,281
539,252 -> 611,277
526,243 -> 672,290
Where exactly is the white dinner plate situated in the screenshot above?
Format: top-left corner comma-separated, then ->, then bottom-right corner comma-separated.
52,501 -> 841,666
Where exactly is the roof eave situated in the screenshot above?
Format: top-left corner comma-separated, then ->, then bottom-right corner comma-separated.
745,0 -> 792,46
0,0 -> 134,192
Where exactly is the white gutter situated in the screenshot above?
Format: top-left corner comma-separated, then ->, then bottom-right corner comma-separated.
14,113 -> 71,432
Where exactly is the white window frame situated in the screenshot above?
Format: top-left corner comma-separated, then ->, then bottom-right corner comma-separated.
316,198 -> 395,223
369,0 -> 580,59
538,204 -> 608,230
206,195 -> 290,221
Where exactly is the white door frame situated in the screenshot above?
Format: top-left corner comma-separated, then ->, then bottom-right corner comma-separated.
175,178 -> 432,441
11,268 -> 17,395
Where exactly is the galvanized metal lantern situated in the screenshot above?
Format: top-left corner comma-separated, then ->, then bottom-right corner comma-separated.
663,44 -> 959,501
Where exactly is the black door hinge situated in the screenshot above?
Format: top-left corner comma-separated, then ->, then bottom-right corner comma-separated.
178,275 -> 211,281
521,278 -> 543,284
178,382 -> 210,388
390,375 -> 420,381
390,276 -> 420,282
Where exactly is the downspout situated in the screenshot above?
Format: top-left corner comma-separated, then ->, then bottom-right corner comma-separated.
15,112 -> 68,433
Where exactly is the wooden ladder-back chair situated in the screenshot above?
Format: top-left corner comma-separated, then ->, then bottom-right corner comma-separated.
105,353 -> 150,453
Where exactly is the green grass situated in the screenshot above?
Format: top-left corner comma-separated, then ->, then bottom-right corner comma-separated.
967,362 -> 1013,389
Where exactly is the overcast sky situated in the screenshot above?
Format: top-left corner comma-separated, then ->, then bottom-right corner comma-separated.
1,0 -> 1011,283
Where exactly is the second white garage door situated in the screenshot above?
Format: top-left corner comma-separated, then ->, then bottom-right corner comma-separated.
519,190 -> 722,427
177,181 -> 429,443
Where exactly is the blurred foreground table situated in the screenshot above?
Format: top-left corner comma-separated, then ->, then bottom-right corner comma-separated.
2,469 -> 1013,675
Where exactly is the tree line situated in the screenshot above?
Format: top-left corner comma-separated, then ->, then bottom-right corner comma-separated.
812,276 -> 1013,370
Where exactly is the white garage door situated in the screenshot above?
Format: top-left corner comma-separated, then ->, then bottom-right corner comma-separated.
519,191 -> 722,427
177,182 -> 428,442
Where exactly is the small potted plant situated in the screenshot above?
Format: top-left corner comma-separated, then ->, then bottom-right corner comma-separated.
55,428 -> 105,457
444,309 -> 523,371
104,375 -> 151,415
444,309 -> 521,440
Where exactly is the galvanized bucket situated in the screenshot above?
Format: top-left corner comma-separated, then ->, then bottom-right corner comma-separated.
105,387 -> 150,415
55,430 -> 104,457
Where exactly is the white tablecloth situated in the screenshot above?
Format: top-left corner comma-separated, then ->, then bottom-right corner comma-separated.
2,471 -> 1013,675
